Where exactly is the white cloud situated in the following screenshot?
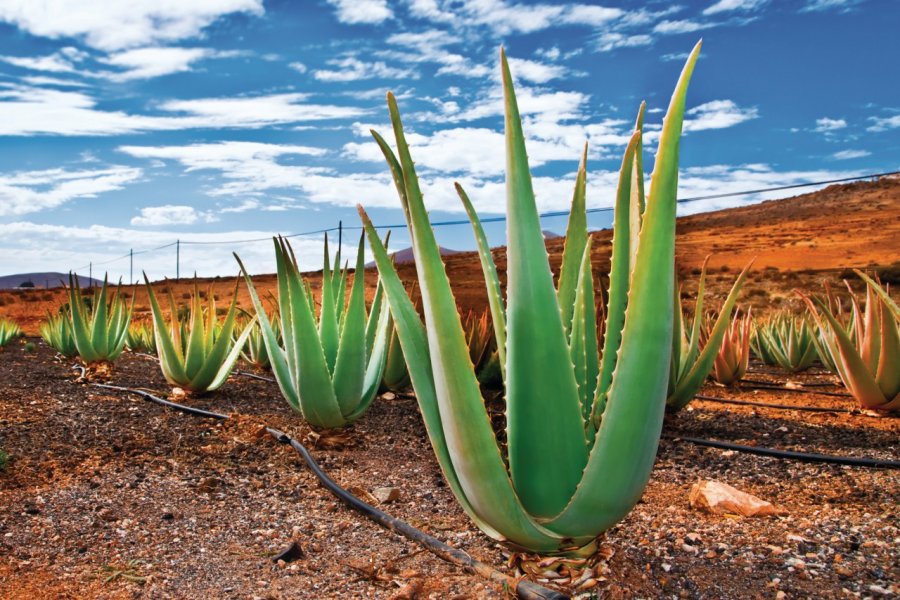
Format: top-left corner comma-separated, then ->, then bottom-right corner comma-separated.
703,0 -> 769,15
801,0 -> 864,12
595,33 -> 653,52
131,204 -> 217,226
19,75 -> 90,87
326,0 -> 392,24
684,100 -> 759,132
653,19 -> 713,35
814,117 -> 847,132
0,85 -> 368,136
0,165 -> 142,216
0,0 -> 263,51
313,56 -> 417,82
831,149 -> 870,160
100,46 -> 236,81
0,49 -> 81,73
506,58 -> 567,83
289,61 -> 307,74
867,114 -> 900,132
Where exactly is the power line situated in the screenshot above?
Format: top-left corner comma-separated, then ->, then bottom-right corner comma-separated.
66,169 -> 898,274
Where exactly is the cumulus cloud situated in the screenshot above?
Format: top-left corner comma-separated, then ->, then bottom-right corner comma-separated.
0,86 -> 368,136
0,165 -> 142,216
830,149 -> 870,160
814,117 -> 847,132
506,58 -> 567,83
326,0 -> 392,24
100,46 -> 240,81
703,0 -> 769,15
313,56 -> 417,82
684,100 -> 759,132
131,204 -> 217,226
0,0 -> 264,51
867,114 -> 900,132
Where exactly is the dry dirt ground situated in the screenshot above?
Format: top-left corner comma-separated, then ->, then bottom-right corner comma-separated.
0,341 -> 897,599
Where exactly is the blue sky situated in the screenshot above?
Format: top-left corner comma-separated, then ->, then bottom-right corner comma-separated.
0,0 -> 897,281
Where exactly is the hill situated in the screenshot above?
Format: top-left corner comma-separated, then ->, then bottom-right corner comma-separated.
0,272 -> 102,290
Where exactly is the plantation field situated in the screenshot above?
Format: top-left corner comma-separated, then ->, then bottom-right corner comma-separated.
0,339 -> 897,598
1,178 -> 898,337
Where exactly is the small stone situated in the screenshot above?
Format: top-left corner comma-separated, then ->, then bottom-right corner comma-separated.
372,487 -> 401,504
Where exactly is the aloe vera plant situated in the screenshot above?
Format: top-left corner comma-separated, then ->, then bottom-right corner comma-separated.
711,307 -> 752,385
235,234 -> 391,428
382,322 -> 411,391
237,316 -> 279,371
0,318 -> 22,348
67,274 -> 133,365
803,272 -> 899,413
666,258 -> 753,411
753,312 -> 818,373
144,278 -> 254,394
40,310 -> 77,356
358,44 -> 701,554
125,322 -> 156,354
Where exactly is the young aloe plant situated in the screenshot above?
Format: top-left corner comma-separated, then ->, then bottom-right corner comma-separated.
144,278 -> 254,394
0,318 -> 23,348
125,322 -> 157,354
236,316 -> 278,371
358,44 -> 701,554
234,234 -> 391,428
754,312 -> 818,373
382,321 -> 411,391
712,307 -> 752,386
67,274 -> 133,366
40,310 -> 77,356
666,258 -> 753,411
802,273 -> 900,413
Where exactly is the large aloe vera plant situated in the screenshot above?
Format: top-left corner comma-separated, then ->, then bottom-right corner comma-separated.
144,278 -> 254,394
235,235 -> 391,428
666,259 -> 752,411
67,274 -> 133,365
803,272 -> 899,413
358,44 -> 701,554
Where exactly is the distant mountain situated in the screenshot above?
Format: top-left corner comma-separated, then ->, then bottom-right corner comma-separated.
542,230 -> 563,240
0,272 -> 102,290
365,246 -> 459,268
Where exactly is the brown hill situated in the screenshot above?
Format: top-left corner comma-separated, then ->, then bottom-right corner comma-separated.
2,177 -> 898,335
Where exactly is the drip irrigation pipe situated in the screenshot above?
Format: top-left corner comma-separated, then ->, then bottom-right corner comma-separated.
693,394 -> 853,414
740,378 -> 840,388
71,372 -> 564,599
233,370 -> 277,383
266,428 -> 567,600
668,435 -> 900,469
741,383 -> 851,398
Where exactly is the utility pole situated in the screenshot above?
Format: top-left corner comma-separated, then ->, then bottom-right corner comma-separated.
338,220 -> 342,254
89,262 -> 92,289
129,248 -> 133,286
176,240 -> 180,281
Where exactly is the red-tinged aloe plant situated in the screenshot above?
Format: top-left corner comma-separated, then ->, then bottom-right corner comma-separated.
712,307 -> 752,385
358,44 -> 701,554
802,272 -> 900,413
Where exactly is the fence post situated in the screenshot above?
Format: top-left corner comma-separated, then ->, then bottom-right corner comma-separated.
176,240 -> 180,282
130,248 -> 133,286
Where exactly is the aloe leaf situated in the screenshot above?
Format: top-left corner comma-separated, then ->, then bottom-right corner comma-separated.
855,269 -> 900,320
629,102 -> 647,269
455,182 -> 507,382
332,235 -> 368,413
319,235 -> 340,374
550,40 -> 701,537
144,274 -> 189,385
360,206 -> 566,551
570,237 -> 599,422
592,130 -> 641,423
500,48 -> 587,518
557,144 -> 589,337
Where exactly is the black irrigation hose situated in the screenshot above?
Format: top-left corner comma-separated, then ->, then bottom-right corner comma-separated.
741,383 -> 852,398
693,394 -> 854,414
669,435 -> 900,469
740,378 -> 840,388
73,372 -> 563,599
233,370 -> 277,383
266,428 -> 567,600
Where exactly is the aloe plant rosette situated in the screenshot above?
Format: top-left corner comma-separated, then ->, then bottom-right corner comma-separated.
358,44 -> 701,554
803,272 -> 900,413
67,274 -> 133,366
235,235 -> 391,428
